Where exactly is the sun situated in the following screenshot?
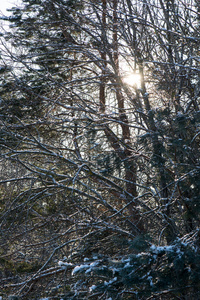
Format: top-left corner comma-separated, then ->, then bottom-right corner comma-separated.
123,73 -> 141,88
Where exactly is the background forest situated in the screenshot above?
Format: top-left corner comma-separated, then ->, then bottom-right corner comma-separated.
0,0 -> 200,299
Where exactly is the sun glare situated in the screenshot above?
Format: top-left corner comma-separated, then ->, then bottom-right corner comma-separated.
123,73 -> 141,88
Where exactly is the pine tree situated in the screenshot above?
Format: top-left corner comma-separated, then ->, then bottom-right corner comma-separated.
0,0 -> 200,299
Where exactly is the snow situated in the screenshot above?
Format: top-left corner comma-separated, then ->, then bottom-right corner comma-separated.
122,257 -> 131,263
150,242 -> 187,258
72,264 -> 90,275
176,111 -> 183,117
72,261 -> 99,275
85,261 -> 99,274
104,277 -> 117,286
150,244 -> 174,253
147,276 -> 154,287
136,252 -> 149,258
89,285 -> 96,292
111,267 -> 119,275
124,261 -> 131,268
84,257 -> 89,261
58,261 -> 73,269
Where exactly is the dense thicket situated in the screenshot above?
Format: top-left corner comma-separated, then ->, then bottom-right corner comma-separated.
0,0 -> 200,299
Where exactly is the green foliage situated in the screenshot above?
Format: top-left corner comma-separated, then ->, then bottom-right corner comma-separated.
15,260 -> 42,274
0,257 -> 41,275
0,0 -> 200,298
70,238 -> 200,299
97,151 -> 123,176
128,234 -> 151,252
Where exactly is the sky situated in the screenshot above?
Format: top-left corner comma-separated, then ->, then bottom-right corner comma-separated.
0,0 -> 20,16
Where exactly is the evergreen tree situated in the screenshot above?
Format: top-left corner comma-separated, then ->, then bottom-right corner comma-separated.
0,0 -> 200,298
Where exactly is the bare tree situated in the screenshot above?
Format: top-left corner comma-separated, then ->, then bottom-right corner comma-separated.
0,0 -> 200,298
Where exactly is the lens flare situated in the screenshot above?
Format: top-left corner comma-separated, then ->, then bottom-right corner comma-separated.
123,73 -> 141,87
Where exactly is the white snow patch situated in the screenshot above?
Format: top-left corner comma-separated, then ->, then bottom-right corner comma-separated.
84,257 -> 89,261
72,261 -> 99,275
72,264 -> 90,275
104,277 -> 117,286
58,261 -> 73,269
92,255 -> 98,259
124,261 -> 131,268
89,285 -> 96,292
85,261 -> 99,274
150,245 -> 174,253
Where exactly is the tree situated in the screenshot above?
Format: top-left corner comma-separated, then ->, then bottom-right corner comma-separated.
0,0 -> 200,298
